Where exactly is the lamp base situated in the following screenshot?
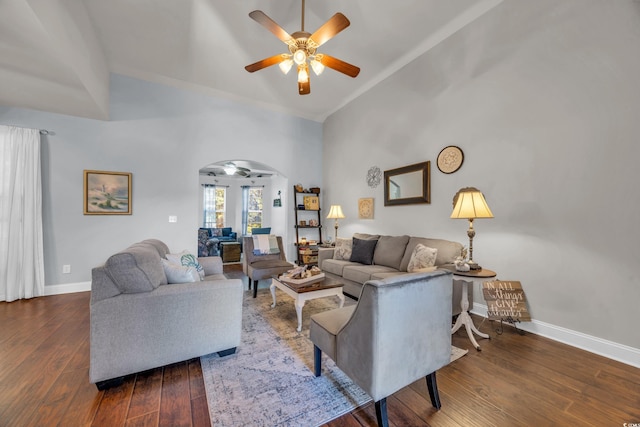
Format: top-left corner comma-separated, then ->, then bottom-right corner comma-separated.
468,261 -> 482,270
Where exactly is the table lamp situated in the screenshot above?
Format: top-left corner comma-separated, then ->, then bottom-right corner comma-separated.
450,187 -> 493,270
326,205 -> 345,242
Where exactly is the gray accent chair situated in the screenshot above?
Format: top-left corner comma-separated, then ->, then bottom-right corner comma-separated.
310,270 -> 453,427
242,235 -> 294,298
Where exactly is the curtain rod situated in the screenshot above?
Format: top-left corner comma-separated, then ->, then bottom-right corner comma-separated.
4,124 -> 52,135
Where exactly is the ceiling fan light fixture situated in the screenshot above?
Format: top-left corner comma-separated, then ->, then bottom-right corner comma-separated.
279,58 -> 294,74
297,64 -> 309,83
310,58 -> 325,75
223,165 -> 237,175
293,49 -> 307,65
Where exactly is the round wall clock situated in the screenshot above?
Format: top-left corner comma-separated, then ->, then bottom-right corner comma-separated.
437,146 -> 464,174
366,166 -> 382,188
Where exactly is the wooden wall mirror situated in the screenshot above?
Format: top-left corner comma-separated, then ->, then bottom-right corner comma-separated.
384,161 -> 431,206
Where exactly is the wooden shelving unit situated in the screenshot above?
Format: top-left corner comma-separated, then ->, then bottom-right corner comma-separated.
293,185 -> 323,266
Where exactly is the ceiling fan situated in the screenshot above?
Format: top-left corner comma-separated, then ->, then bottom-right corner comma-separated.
222,162 -> 250,176
245,0 -> 360,95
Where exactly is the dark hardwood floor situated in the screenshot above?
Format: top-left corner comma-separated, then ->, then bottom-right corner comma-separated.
1,264 -> 638,426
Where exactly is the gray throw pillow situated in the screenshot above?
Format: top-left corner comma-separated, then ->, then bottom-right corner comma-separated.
350,238 -> 378,265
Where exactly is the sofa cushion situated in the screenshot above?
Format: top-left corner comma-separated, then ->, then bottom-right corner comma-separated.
105,245 -> 167,293
353,233 -> 380,240
407,244 -> 438,272
343,264 -> 398,285
350,238 -> 378,265
135,239 -> 170,258
322,259 -> 360,276
221,227 -> 233,237
333,237 -> 353,260
162,259 -> 200,283
400,237 -> 463,271
373,235 -> 410,270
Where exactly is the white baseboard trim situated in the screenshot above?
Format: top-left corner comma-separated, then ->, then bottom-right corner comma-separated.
471,303 -> 640,369
44,281 -> 92,296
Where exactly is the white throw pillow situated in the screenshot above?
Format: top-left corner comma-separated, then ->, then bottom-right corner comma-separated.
166,250 -> 205,280
162,259 -> 200,283
333,237 -> 353,260
407,244 -> 438,273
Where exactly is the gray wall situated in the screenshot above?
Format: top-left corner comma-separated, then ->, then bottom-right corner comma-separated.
0,74 -> 322,287
323,0 -> 640,351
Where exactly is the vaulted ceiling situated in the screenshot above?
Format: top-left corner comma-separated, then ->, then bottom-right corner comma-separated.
0,0 -> 502,122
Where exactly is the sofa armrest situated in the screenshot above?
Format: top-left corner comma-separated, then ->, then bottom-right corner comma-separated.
198,256 -> 223,275
318,248 -> 334,269
229,232 -> 237,239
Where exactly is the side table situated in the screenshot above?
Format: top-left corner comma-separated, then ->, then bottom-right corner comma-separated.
443,266 -> 496,351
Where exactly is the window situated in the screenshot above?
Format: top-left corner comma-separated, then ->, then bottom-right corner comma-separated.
242,186 -> 263,235
203,185 -> 226,228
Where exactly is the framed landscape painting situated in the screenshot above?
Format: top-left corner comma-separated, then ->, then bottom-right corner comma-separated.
84,170 -> 132,215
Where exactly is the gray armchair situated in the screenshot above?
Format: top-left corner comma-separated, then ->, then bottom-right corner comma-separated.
310,270 -> 453,427
242,235 -> 294,298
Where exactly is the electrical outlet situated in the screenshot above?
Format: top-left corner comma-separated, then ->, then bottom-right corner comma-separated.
62,265 -> 71,274
169,216 -> 178,223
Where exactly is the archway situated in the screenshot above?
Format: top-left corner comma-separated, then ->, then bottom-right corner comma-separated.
198,160 -> 289,256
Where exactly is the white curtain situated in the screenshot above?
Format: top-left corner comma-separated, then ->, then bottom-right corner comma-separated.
0,125 -> 45,301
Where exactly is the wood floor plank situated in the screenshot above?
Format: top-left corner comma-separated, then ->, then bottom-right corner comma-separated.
91,376 -> 135,426
187,358 -> 206,399
190,395 -> 212,427
25,368 -> 89,427
125,411 -> 159,427
158,362 -> 191,427
127,367 -> 163,420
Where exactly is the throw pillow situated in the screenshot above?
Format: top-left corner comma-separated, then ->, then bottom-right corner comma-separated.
211,228 -> 223,237
407,244 -> 438,273
350,237 -> 378,265
252,235 -> 280,255
333,237 -> 353,260
162,259 -> 200,283
166,251 -> 205,280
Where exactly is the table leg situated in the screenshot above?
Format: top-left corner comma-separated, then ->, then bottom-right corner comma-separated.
337,291 -> 345,308
452,279 -> 489,350
295,298 -> 306,332
270,282 -> 277,308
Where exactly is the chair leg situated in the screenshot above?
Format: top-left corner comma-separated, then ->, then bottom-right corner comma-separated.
253,280 -> 258,298
248,278 -> 252,290
313,345 -> 322,377
374,398 -> 389,427
426,371 -> 441,410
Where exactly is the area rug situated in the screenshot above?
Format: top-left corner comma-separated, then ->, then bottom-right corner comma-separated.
201,288 -> 467,426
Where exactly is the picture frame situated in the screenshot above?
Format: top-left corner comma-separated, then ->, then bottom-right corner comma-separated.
358,198 -> 374,219
437,145 -> 464,174
83,170 -> 132,215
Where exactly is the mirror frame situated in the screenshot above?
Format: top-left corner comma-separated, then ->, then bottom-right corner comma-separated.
383,161 -> 431,206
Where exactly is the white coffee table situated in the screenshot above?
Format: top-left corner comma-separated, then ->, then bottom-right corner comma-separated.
271,275 -> 345,332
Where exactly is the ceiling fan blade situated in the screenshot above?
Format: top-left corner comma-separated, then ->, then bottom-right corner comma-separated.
298,79 -> 310,95
318,54 -> 360,78
309,13 -> 350,47
249,10 -> 294,45
245,54 -> 287,73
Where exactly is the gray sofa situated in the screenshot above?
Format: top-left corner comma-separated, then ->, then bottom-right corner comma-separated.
318,233 -> 471,315
90,239 -> 243,389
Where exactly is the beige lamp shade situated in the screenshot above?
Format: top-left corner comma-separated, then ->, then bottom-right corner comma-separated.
450,187 -> 494,219
326,205 -> 345,219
